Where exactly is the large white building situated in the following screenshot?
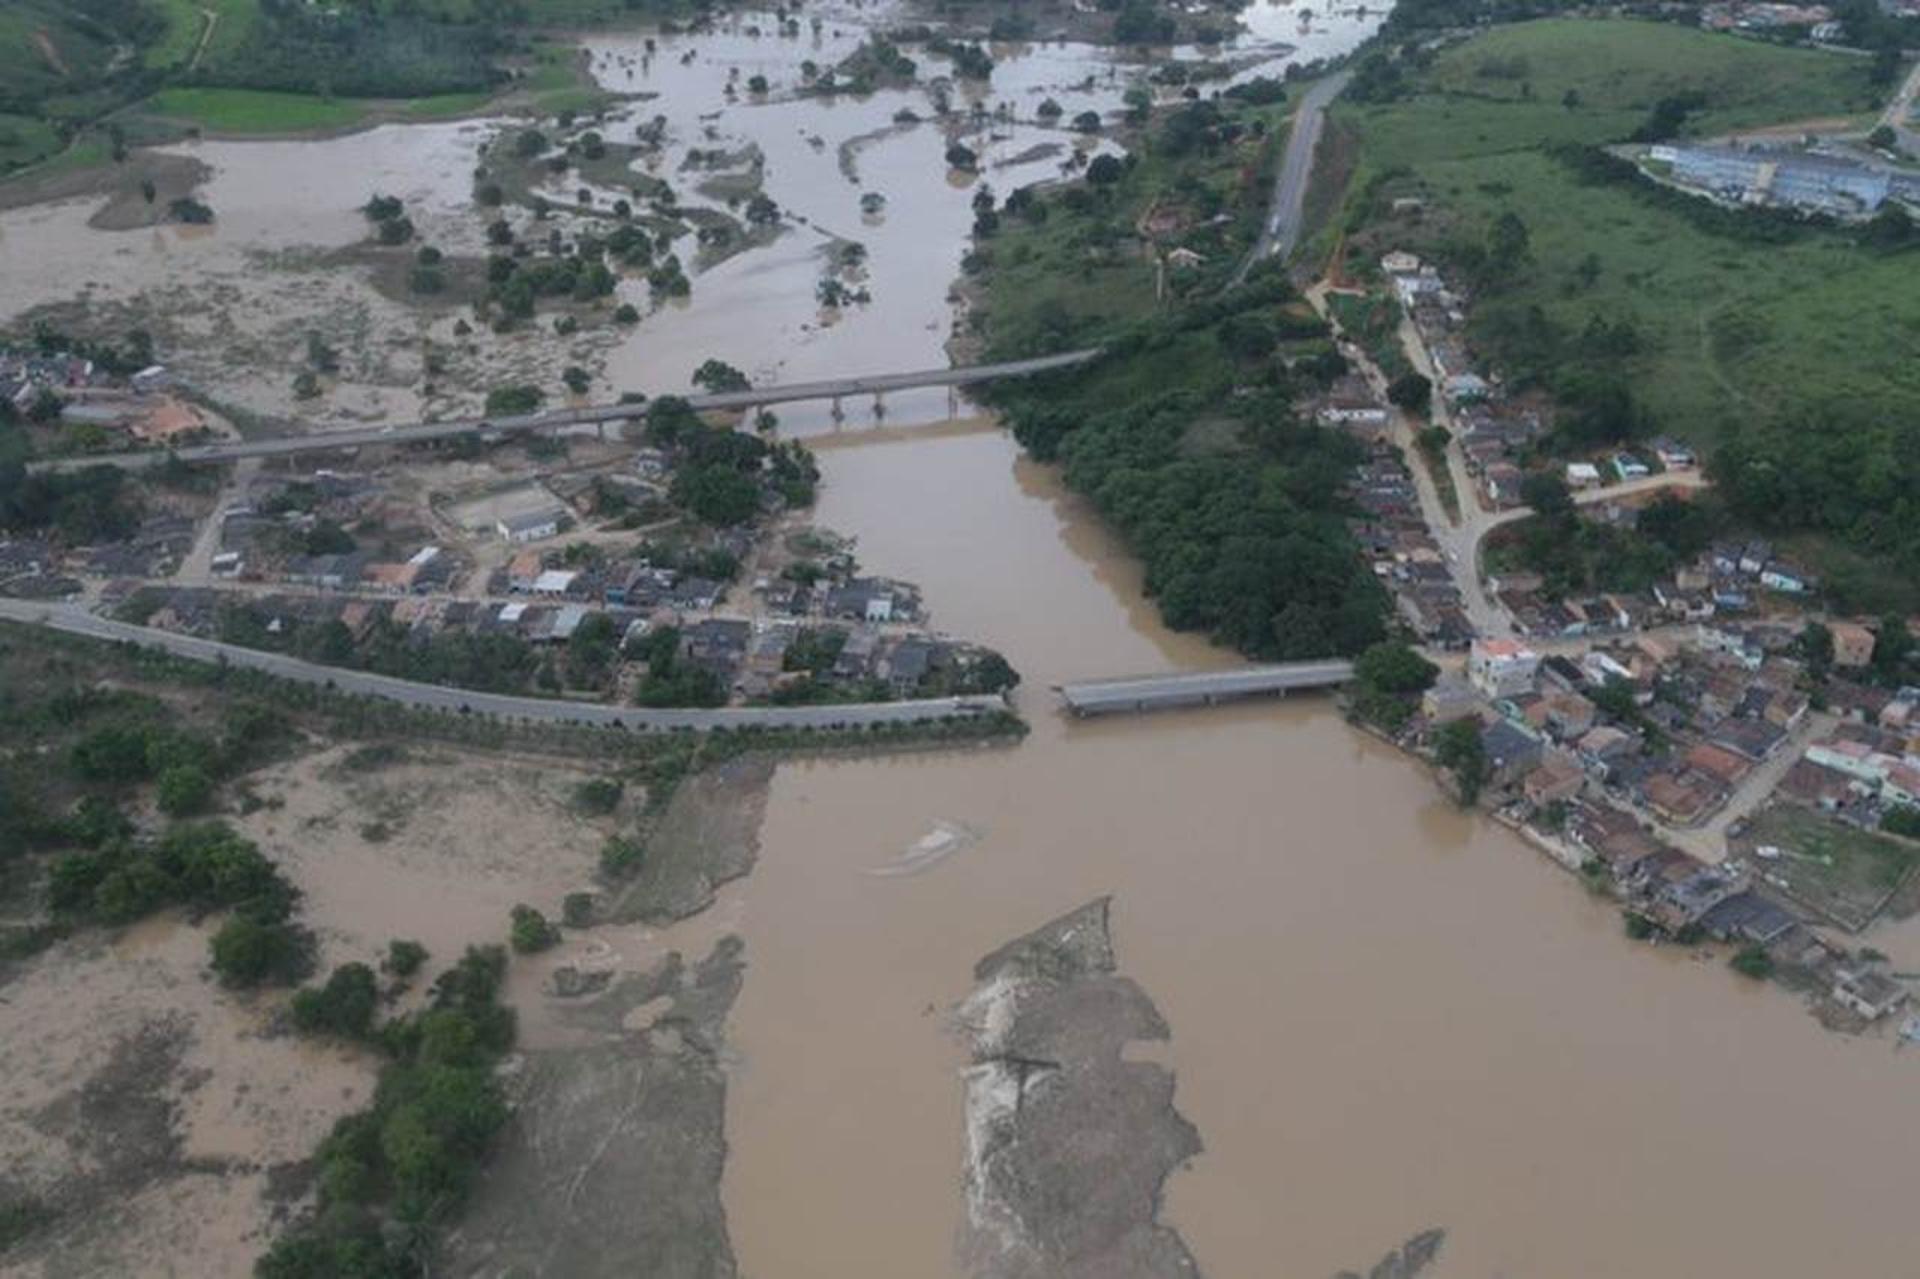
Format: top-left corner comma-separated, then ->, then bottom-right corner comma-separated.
1468,638 -> 1541,699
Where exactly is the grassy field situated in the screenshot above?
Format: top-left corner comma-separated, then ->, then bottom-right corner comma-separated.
0,1 -> 122,110
0,112 -> 63,173
1747,806 -> 1920,931
144,0 -> 261,70
140,85 -> 494,134
1329,20 -> 1920,451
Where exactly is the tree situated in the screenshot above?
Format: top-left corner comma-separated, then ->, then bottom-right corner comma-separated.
1730,945 -> 1774,980
944,142 -> 978,171
691,359 -> 750,393
484,384 -> 543,415
140,178 -> 157,204
744,193 -> 780,225
1086,154 -> 1124,186
1386,371 -> 1431,413
210,916 -> 309,987
613,303 -> 640,324
1433,718 -> 1489,806
1867,124 -> 1896,150
1796,621 -> 1834,682
562,366 -> 591,396
1355,642 -> 1438,696
1520,470 -> 1574,522
509,904 -> 558,953
1485,210 -> 1531,280
290,963 -> 380,1037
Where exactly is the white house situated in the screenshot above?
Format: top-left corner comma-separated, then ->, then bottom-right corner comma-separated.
1468,638 -> 1541,699
1566,462 -> 1602,488
1380,250 -> 1422,276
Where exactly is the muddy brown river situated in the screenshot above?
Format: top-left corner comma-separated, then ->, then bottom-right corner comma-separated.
711,421 -> 1920,1278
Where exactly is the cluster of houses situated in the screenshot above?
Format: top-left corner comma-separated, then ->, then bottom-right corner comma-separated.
1415,625 -> 1919,1022
104,578 -> 999,706
1344,444 -> 1474,648
1430,628 -> 1817,829
1560,795 -> 1907,1021
1648,142 -> 1920,221
3,351 -> 205,445
1697,0 -> 1833,30
0,515 -> 196,594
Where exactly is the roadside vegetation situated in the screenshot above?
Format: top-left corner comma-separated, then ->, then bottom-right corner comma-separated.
1325,17 -> 1920,607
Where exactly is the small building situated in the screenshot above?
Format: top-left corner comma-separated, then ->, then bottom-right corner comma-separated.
1523,752 -> 1585,807
1566,462 -> 1602,489
1829,621 -> 1876,669
531,569 -> 580,597
1832,970 -> 1907,1021
1611,453 -> 1650,481
496,507 -> 565,544
1421,677 -> 1479,724
1480,718 -> 1544,787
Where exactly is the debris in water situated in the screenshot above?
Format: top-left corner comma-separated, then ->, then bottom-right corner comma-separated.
864,818 -> 981,876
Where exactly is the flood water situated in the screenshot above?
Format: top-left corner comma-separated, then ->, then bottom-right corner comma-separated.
717,422 -> 1920,1278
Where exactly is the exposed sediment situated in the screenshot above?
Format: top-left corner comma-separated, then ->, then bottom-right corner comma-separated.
957,897 -> 1202,1279
444,937 -> 744,1278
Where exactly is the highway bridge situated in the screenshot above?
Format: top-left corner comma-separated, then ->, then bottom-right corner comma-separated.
0,601 -> 1009,731
32,349 -> 1103,473
1055,662 -> 1355,716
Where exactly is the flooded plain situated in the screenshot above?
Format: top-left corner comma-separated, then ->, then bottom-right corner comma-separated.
719,424 -> 1920,1278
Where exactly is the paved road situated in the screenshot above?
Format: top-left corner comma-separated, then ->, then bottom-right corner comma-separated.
31,350 -> 1104,473
1882,55 -> 1920,156
0,600 -> 1009,731
1057,661 -> 1355,714
1232,71 -> 1352,285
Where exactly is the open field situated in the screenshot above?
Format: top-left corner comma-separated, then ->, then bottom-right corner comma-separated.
1745,805 -> 1920,931
1330,20 -> 1920,452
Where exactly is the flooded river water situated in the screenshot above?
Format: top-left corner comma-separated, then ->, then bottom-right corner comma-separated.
717,421 -> 1920,1278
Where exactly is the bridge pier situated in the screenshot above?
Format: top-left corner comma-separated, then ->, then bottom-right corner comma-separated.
831,395 -> 844,423
872,392 -> 886,419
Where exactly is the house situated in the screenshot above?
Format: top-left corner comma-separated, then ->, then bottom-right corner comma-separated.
878,637 -> 940,695
1421,678 -> 1479,724
1566,461 -> 1602,489
1828,621 -> 1876,669
1832,970 -> 1907,1021
1653,438 -> 1696,469
1480,718 -> 1544,787
1641,770 -> 1723,825
1611,453 -> 1650,481
1806,738 -> 1893,786
1444,372 -> 1491,404
1542,691 -> 1597,740
1522,752 -> 1585,807
680,618 -> 751,675
1698,891 -> 1797,945
531,569 -> 581,597
1468,638 -> 1540,699
1380,251 -> 1422,275
507,550 -> 546,592
1166,247 -> 1206,270
1684,741 -> 1752,786
1759,563 -> 1810,594
496,507 -> 565,544
1778,758 -> 1855,810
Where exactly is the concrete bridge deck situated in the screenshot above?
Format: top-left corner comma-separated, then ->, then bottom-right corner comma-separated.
34,349 -> 1103,473
1055,662 -> 1355,716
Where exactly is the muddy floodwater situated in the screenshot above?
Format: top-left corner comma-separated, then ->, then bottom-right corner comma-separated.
715,421 -> 1920,1278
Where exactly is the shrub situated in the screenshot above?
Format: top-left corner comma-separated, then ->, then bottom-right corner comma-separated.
210,916 -> 311,987
572,778 -> 624,814
290,963 -> 380,1037
599,835 -> 644,878
385,939 -> 429,978
156,764 -> 213,817
508,904 -> 558,953
1731,945 -> 1774,980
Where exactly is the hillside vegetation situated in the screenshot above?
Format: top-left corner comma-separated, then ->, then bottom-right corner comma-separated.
1330,18 -> 1920,595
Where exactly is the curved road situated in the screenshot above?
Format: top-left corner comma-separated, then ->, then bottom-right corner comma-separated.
0,600 -> 1009,731
1232,71 -> 1352,285
32,351 -> 1102,474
